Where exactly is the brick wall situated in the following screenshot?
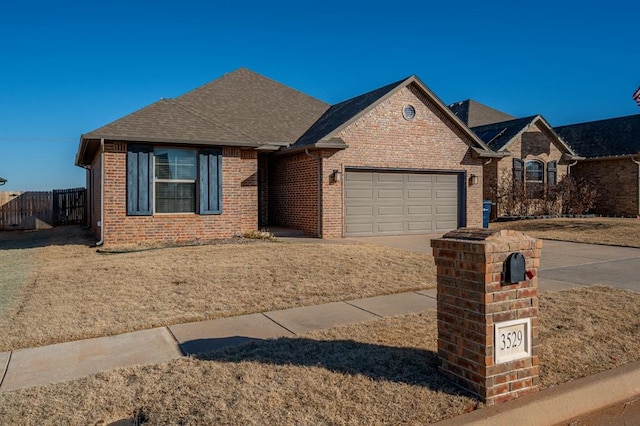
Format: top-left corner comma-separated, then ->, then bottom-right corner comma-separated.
268,152 -> 319,236
100,141 -> 257,247
572,158 -> 639,216
321,83 -> 484,238
432,229 -> 541,405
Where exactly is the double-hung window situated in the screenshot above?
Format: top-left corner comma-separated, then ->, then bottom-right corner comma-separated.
127,144 -> 222,216
524,160 -> 544,184
154,148 -> 197,213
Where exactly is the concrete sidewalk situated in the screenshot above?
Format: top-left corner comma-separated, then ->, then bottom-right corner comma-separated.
0,289 -> 438,392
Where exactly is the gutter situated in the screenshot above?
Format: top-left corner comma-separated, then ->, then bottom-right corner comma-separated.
96,139 -> 105,246
305,148 -> 323,237
277,139 -> 349,156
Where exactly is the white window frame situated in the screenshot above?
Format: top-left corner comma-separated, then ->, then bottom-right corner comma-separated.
153,148 -> 197,214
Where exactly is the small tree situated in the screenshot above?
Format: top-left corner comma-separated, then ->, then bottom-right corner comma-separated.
555,175 -> 598,214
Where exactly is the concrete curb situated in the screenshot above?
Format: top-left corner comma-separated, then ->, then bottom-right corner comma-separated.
435,359 -> 640,425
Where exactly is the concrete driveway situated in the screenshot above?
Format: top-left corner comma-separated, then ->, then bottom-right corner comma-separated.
348,234 -> 640,293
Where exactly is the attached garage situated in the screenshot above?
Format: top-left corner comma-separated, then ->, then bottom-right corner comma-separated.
344,169 -> 463,237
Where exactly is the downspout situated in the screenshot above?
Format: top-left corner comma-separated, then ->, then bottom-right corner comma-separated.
632,156 -> 640,217
566,160 -> 578,175
96,139 -> 105,246
305,148 -> 322,237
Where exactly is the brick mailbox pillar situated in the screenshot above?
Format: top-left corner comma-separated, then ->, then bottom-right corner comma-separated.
431,229 -> 542,405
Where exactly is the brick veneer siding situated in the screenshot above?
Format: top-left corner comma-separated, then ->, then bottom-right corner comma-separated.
485,123 -> 569,217
321,83 -> 484,238
98,141 -> 257,246
572,159 -> 640,217
432,229 -> 541,405
268,152 -> 319,236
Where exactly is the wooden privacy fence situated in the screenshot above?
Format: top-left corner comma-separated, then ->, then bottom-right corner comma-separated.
0,188 -> 86,230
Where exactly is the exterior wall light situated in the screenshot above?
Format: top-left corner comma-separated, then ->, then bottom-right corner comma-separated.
331,169 -> 343,183
469,174 -> 479,186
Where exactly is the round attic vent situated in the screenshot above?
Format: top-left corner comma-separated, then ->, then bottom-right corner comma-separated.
403,104 -> 416,120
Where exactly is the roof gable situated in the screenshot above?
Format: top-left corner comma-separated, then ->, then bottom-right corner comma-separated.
288,76 -> 492,152
555,114 -> 640,158
472,115 -> 575,155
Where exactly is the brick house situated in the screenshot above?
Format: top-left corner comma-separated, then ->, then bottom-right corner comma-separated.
76,69 -> 497,246
555,114 -> 640,217
449,101 -> 581,217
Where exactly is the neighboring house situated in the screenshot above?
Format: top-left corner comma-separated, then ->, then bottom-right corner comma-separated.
472,115 -> 580,217
555,114 -> 640,217
76,68 -> 497,246
449,101 -> 580,217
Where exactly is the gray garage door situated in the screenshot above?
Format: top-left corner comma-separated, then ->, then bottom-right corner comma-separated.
344,170 -> 459,237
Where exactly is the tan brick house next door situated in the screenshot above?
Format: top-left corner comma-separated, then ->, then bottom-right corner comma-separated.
344,169 -> 460,237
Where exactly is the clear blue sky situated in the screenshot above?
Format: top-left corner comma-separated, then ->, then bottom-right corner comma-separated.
1,0 -> 638,191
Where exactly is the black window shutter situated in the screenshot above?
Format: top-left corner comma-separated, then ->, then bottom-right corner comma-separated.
547,161 -> 557,186
513,158 -> 524,185
127,144 -> 153,216
199,148 -> 222,214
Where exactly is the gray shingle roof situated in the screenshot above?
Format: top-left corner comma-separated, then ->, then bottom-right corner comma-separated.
555,114 -> 640,158
82,68 -> 330,147
174,68 -> 329,145
83,98 -> 254,145
448,99 -> 516,127
471,116 -> 539,151
291,78 -> 406,148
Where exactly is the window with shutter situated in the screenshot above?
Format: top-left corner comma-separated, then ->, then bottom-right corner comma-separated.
127,144 -> 153,216
513,158 -> 524,185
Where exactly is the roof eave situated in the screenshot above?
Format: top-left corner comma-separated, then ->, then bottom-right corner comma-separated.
471,147 -> 509,158
276,138 -> 349,156
577,153 -> 640,161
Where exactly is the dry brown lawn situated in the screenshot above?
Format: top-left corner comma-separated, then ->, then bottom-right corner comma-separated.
0,226 -> 435,352
0,286 -> 638,425
490,217 -> 640,248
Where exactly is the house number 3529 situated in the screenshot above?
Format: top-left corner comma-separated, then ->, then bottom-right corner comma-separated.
500,330 -> 523,350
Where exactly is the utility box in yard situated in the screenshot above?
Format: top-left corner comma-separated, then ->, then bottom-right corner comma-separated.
431,228 -> 542,405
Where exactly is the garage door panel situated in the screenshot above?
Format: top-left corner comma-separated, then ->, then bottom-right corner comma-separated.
345,206 -> 374,216
436,205 -> 457,214
407,205 -> 432,215
345,188 -> 374,199
345,171 -> 459,237
377,189 -> 404,199
376,173 -> 404,183
345,223 -> 374,235
407,189 -> 431,198
346,172 -> 374,182
408,221 -> 433,231
377,222 -> 404,232
377,206 -> 404,216
436,190 -> 457,199
407,174 -> 434,183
